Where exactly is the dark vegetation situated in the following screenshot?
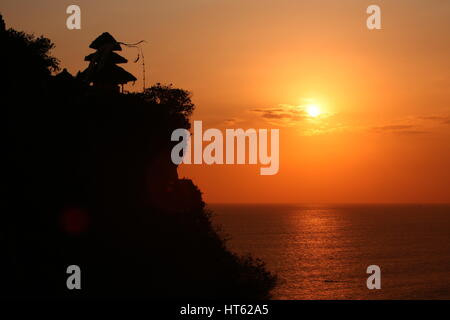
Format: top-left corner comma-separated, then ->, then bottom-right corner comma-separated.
1,14 -> 276,299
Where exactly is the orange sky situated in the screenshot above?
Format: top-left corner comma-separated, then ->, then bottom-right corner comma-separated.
2,0 -> 449,203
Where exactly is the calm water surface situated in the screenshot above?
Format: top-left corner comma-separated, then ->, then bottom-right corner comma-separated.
210,204 -> 450,299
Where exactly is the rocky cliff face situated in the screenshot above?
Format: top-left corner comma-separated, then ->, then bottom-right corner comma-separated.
1,15 -> 276,299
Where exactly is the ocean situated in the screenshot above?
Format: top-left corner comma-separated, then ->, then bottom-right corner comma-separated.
209,204 -> 450,300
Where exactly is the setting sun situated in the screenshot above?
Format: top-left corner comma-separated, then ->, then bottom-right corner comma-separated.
306,105 -> 321,118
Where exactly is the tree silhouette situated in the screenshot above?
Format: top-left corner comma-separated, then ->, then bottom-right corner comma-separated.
142,83 -> 195,117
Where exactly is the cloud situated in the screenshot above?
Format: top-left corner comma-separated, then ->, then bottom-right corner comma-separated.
221,103 -> 450,137
371,124 -> 429,135
370,113 -> 450,135
303,123 -> 350,136
418,114 -> 450,125
222,118 -> 238,126
251,105 -> 307,124
248,103 -> 347,135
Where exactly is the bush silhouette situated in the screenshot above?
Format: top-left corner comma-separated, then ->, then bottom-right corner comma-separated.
1,14 -> 276,299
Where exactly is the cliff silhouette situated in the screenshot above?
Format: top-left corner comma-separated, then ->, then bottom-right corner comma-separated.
1,14 -> 276,299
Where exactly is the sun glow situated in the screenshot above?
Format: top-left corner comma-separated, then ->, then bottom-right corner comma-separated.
306,104 -> 321,118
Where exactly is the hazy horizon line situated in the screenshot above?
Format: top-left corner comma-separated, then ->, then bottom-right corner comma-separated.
207,202 -> 450,206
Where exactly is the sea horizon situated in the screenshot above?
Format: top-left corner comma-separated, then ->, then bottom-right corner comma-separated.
208,202 -> 450,205
211,203 -> 450,299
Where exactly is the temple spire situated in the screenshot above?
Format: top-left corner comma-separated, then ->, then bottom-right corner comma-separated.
80,32 -> 136,92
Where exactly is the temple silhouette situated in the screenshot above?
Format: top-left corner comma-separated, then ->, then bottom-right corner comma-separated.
78,32 -> 136,92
